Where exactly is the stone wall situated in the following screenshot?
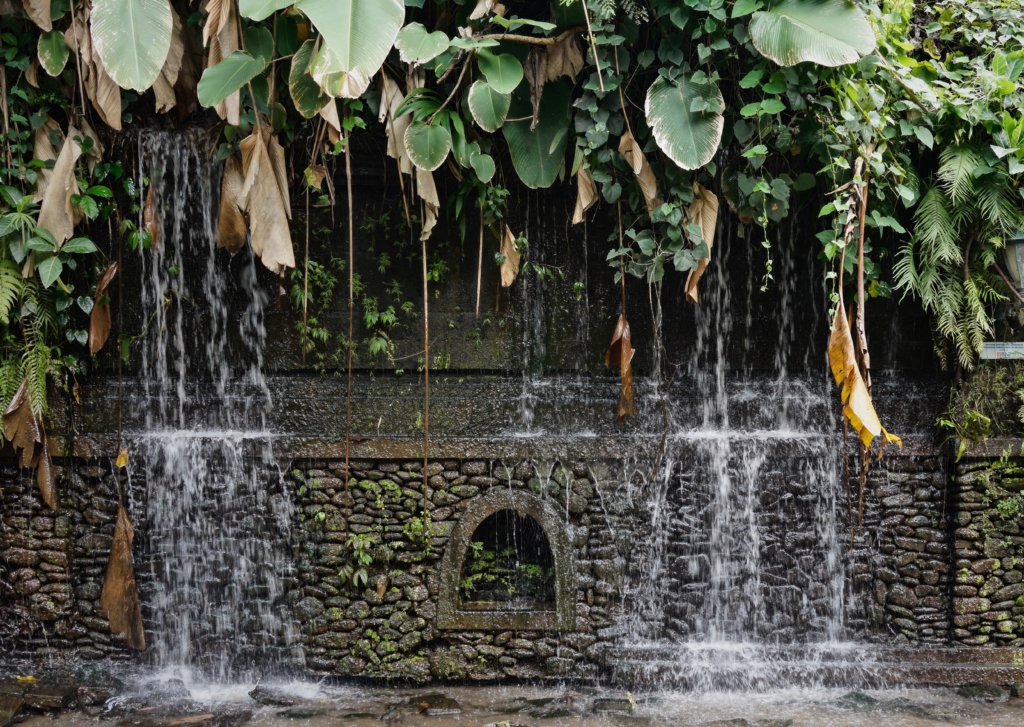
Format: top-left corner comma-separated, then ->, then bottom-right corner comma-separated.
289,458 -> 629,682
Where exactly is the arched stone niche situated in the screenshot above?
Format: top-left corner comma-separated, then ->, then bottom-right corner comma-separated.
437,488 -> 576,631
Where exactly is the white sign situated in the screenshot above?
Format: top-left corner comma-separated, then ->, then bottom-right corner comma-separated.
980,342 -> 1024,360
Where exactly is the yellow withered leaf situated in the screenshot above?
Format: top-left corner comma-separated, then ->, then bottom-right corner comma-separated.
101,504 -> 146,650
115,448 -> 129,469
684,183 -> 720,305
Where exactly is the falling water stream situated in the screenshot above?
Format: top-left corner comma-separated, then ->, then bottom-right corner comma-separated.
131,130 -> 297,682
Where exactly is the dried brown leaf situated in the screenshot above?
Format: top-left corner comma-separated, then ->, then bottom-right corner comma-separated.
22,0 -> 51,31
25,58 -> 39,88
201,0 -> 232,47
205,0 -> 240,125
469,0 -> 505,21
499,226 -> 521,287
3,379 -> 41,469
545,34 -> 584,83
380,75 -> 413,175
68,10 -> 122,129
416,168 -> 439,242
524,48 -> 547,130
217,155 -> 247,254
572,166 -> 597,225
152,10 -> 185,113
35,434 -> 56,510
89,262 -> 118,356
319,99 -> 342,146
101,504 -> 146,650
37,125 -> 82,244
77,116 -> 104,176
618,130 -> 659,213
604,314 -> 636,424
143,184 -> 160,248
32,117 -> 61,201
684,182 -> 719,305
239,129 -> 295,273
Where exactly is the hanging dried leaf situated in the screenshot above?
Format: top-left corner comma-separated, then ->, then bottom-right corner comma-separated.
469,0 -> 505,21
524,48 -> 547,130
143,184 -> 160,247
115,448 -> 129,468
23,0 -> 51,31
319,99 -> 342,146
77,116 -> 105,176
32,117 -> 61,201
100,504 -> 146,650
35,433 -> 56,510
89,262 -> 118,355
380,74 -> 413,174
67,8 -> 122,129
152,9 -> 185,113
545,34 -> 583,83
572,166 -> 597,225
217,155 -> 247,253
499,225 -> 520,287
684,182 -> 719,304
604,314 -> 636,424
170,20 -> 203,123
416,168 -> 439,242
828,298 -> 900,449
239,127 -> 295,274
618,130 -> 659,213
37,125 -> 82,244
201,0 -> 232,47
203,0 -> 240,125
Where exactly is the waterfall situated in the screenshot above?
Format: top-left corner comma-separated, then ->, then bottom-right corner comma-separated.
131,130 -> 297,681
620,214 -> 857,689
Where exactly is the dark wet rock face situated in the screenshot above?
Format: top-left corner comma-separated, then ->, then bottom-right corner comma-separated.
411,692 -> 462,716
248,687 -> 301,707
957,683 -> 1010,703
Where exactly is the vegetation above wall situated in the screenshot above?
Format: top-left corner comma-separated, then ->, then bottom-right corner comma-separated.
0,0 -> 1022,502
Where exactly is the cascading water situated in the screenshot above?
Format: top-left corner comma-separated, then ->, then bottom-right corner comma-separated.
130,130 -> 297,682
620,215 -> 861,689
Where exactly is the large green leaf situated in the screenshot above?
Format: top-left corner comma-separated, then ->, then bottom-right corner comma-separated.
476,50 -> 524,94
239,0 -> 294,22
404,121 -> 452,172
289,40 -> 329,118
644,75 -> 724,171
502,81 -> 571,189
295,0 -> 404,87
198,51 -> 267,108
749,0 -> 876,67
37,30 -> 69,77
467,80 -> 510,133
90,0 -> 173,92
396,22 -> 450,65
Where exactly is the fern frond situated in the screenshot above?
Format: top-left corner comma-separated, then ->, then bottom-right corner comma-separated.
938,145 -> 981,204
22,337 -> 50,417
914,187 -> 961,265
0,260 -> 23,325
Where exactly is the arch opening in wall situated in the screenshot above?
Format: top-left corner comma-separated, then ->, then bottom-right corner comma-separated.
437,489 -> 575,631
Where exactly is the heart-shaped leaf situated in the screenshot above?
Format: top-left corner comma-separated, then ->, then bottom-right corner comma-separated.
476,50 -> 524,94
289,39 -> 329,118
37,255 -> 62,289
470,150 -> 495,183
404,121 -> 452,172
396,22 -> 450,65
644,74 -> 724,171
91,0 -> 174,92
198,51 -> 266,108
749,0 -> 876,67
467,80 -> 511,132
37,30 -> 69,77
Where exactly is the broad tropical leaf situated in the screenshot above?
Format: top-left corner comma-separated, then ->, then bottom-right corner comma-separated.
502,81 -> 571,189
749,0 -> 876,68
476,49 -> 523,94
644,75 -> 724,171
295,0 -> 403,93
198,51 -> 265,108
467,80 -> 510,133
91,0 -> 174,92
404,121 -> 452,172
239,0 -> 293,21
289,39 -> 329,118
37,30 -> 69,76
396,22 -> 450,65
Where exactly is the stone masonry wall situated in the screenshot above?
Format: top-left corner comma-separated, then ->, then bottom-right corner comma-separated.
289,458 -> 630,682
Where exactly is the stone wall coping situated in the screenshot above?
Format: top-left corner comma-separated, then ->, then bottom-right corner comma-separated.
955,437 -> 1024,460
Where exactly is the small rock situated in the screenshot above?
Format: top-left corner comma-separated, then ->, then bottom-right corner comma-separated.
957,684 -> 1009,703
411,692 -> 461,716
248,687 -> 301,707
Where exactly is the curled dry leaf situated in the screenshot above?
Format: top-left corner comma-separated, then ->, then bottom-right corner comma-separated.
416,168 -> 439,242
684,182 -> 719,305
152,9 -> 185,113
143,184 -> 160,247
89,262 -> 118,356
319,100 -> 342,146
115,447 -> 128,469
604,314 -> 636,424
101,504 -> 146,650
380,74 -> 413,175
470,0 -> 505,21
572,166 -> 597,225
618,130 -> 660,213
36,434 -> 55,510
499,225 -> 520,287
545,34 -> 584,83
239,127 -> 295,274
32,117 -> 61,201
828,298 -> 901,450
2,378 -> 54,509
23,0 -> 51,31
203,0 -> 240,125
217,155 -> 247,253
66,7 -> 121,129
524,48 -> 547,130
37,124 -> 82,244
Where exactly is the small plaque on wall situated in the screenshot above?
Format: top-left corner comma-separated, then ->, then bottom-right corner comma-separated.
980,342 -> 1024,359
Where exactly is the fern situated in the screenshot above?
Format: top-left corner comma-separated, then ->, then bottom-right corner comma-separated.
938,145 -> 981,204
0,260 -> 23,325
22,333 -> 50,418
